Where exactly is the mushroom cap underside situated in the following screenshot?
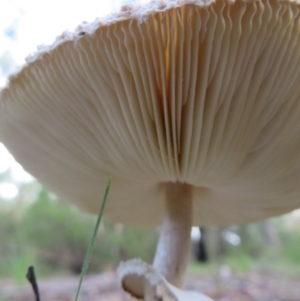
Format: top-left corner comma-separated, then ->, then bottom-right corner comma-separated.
1,0 -> 300,227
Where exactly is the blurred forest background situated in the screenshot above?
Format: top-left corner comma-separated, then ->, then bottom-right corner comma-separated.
1,180 -> 300,283
0,1 -> 300,300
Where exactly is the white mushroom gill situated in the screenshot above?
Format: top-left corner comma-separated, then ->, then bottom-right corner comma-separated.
2,0 -> 300,299
2,0 -> 300,227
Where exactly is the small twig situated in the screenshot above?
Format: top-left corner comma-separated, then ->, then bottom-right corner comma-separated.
26,266 -> 41,301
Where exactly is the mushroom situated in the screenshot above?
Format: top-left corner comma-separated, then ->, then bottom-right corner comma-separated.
1,0 -> 300,299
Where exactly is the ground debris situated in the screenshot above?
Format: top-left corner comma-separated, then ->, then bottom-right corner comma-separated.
0,270 -> 299,301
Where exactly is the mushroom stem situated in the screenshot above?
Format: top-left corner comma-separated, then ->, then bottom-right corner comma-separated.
153,182 -> 193,288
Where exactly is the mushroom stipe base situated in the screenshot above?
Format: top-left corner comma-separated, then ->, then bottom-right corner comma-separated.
117,182 -> 213,300
118,259 -> 214,301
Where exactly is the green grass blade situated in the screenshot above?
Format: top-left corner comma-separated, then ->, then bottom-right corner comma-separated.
74,179 -> 111,301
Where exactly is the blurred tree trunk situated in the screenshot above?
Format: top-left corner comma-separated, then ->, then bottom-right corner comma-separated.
238,224 -> 249,245
216,227 -> 227,259
238,224 -> 253,254
196,227 -> 208,262
260,220 -> 279,246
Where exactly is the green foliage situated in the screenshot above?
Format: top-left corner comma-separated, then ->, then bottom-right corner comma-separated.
0,209 -> 33,282
223,252 -> 254,272
281,231 -> 300,264
7,251 -> 35,284
22,189 -> 95,257
0,187 -> 158,281
1,181 -> 300,282
187,261 -> 219,275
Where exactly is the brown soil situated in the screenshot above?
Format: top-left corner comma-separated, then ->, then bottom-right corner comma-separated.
1,270 -> 299,301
